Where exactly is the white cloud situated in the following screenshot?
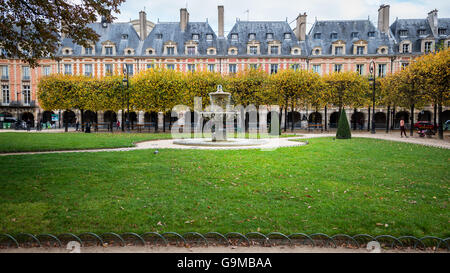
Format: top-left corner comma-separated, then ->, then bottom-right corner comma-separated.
112,0 -> 450,33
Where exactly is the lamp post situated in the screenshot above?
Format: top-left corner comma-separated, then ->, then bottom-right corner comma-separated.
122,64 -> 130,132
369,60 -> 376,134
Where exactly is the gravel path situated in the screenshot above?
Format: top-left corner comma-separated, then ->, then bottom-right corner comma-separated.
0,132 -> 448,156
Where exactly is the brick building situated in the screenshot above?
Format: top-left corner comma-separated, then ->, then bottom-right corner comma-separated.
0,4 -> 449,130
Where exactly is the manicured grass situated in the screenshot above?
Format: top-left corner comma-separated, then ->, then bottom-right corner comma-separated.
0,137 -> 448,237
0,132 -> 298,153
0,132 -> 172,152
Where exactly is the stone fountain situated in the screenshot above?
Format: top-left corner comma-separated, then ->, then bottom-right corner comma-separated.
172,85 -> 268,147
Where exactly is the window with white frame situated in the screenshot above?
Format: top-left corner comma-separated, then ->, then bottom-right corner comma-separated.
284,33 -> 291,40
192,34 -> 199,41
424,41 -> 433,53
84,64 -> 93,77
335,46 -> 343,55
206,34 -> 213,41
64,64 -> 72,75
167,47 -> 175,55
402,43 -> 410,53
208,64 -> 215,72
229,64 -> 237,74
438,28 -> 447,36
22,66 -> 30,80
85,47 -> 93,55
291,64 -> 300,71
187,46 -> 196,55
248,33 -> 256,40
42,65 -> 51,76
270,46 -> 279,55
312,65 -> 321,75
334,64 -> 342,73
266,33 -> 273,40
2,85 -> 9,104
187,64 -> 195,72
105,64 -> 113,75
378,64 -> 386,77
125,64 -> 133,75
356,64 -> 364,75
270,64 -> 278,74
167,64 -> 175,70
249,46 -> 258,55
356,46 -> 364,55
231,34 -> 238,41
0,65 -> 8,80
105,46 -> 113,55
23,85 -> 31,105
399,30 -> 408,37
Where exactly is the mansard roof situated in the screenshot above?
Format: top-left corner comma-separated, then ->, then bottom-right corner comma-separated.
142,21 -> 218,56
226,21 -> 307,56
307,20 -> 394,55
57,22 -> 141,56
390,19 -> 433,53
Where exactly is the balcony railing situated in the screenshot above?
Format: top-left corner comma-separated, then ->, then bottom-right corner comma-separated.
22,76 -> 30,81
7,100 -> 36,107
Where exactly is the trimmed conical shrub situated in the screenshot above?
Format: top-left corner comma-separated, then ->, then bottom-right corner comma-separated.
336,108 -> 351,139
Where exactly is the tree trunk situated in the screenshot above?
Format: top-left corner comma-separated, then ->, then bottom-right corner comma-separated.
324,105 -> 328,132
386,105 -> 390,133
284,106 -> 287,133
438,104 -> 443,140
291,103 -> 294,132
391,105 -> 396,130
80,109 -> 84,132
163,113 -> 166,132
279,106 -> 283,134
434,104 -> 437,129
155,114 -> 158,133
410,104 -> 415,136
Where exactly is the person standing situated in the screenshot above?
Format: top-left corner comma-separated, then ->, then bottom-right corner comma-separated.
400,119 -> 407,138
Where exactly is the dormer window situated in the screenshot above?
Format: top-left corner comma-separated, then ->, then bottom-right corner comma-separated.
146,48 -> 155,55
270,46 -> 279,55
207,47 -> 216,55
231,34 -> 238,41
399,30 -> 408,37
351,32 -> 358,38
62,47 -> 72,55
335,46 -> 343,55
249,46 -> 258,55
105,47 -> 113,55
124,48 -> 135,55
164,41 -> 177,56
438,28 -> 447,36
356,46 -> 364,55
312,47 -> 322,56
402,43 -> 410,53
330,33 -> 338,39
187,46 -> 196,55
167,47 -> 175,55
400,40 -> 412,53
418,29 -> 426,36
266,33 -> 273,40
122,34 -> 128,40
291,47 -> 301,55
228,47 -> 238,55
206,34 -> 213,41
368,32 -> 375,37
248,33 -> 256,40
377,46 -> 388,54
284,33 -> 291,40
314,33 -> 321,39
156,33 -> 163,39
192,34 -> 199,41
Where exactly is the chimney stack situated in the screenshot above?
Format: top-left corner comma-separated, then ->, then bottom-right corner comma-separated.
180,8 -> 188,32
218,5 -> 224,38
139,11 -> 147,40
378,4 -> 390,34
295,13 -> 307,41
427,9 -> 438,36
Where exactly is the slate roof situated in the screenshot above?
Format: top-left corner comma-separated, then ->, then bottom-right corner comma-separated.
307,20 -> 394,56
225,21 -> 306,57
142,22 -> 217,56
390,19 -> 434,53
57,22 -> 141,57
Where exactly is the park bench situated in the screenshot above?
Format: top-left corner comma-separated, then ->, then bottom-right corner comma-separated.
308,123 -> 323,132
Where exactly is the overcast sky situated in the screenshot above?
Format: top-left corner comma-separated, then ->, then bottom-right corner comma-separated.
111,0 -> 450,34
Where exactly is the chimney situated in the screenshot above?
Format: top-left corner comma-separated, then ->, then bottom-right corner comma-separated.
139,11 -> 147,40
218,5 -> 224,38
180,8 -> 188,32
295,13 -> 307,41
427,9 -> 438,36
378,5 -> 390,34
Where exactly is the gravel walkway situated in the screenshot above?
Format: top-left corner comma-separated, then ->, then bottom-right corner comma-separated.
0,132 -> 448,156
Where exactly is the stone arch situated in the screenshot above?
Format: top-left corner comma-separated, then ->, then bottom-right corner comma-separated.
351,111 -> 365,130
329,112 -> 340,128
103,111 -> 117,123
442,110 -> 450,123
308,112 -> 322,124
42,111 -> 54,123
21,112 -> 34,127
374,112 -> 386,128
418,110 -> 432,121
63,110 -> 76,124
395,111 -> 410,128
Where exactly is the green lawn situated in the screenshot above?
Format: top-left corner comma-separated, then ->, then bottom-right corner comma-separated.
0,132 -> 172,153
0,132 -> 298,153
0,137 -> 448,237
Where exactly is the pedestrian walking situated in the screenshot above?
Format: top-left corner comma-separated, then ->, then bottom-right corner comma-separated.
400,119 -> 407,138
